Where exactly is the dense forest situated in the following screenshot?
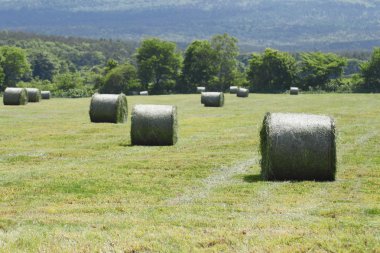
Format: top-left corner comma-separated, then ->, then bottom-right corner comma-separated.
0,30 -> 379,97
0,0 -> 380,51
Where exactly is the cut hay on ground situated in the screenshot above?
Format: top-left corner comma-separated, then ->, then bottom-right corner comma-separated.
229,86 -> 238,94
41,91 -> 51,99
237,88 -> 249,98
197,87 -> 206,93
140,91 -> 149,96
201,92 -> 224,107
3,87 -> 28,105
260,112 -> 336,181
290,87 -> 299,95
26,88 -> 41,102
89,93 -> 128,123
131,104 -> 178,146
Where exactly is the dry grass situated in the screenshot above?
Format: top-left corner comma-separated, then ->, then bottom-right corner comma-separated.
0,94 -> 379,252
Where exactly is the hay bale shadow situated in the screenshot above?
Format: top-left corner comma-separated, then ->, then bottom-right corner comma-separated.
118,142 -> 133,147
243,174 -> 262,183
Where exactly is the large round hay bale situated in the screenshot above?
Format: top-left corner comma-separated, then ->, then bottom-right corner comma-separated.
3,87 -> 28,105
41,91 -> 51,99
89,93 -> 128,123
260,112 -> 336,181
131,104 -> 177,146
290,87 -> 299,95
237,88 -> 249,98
229,86 -> 238,94
201,92 -> 224,107
140,91 -> 149,96
26,88 -> 41,102
197,87 -> 206,93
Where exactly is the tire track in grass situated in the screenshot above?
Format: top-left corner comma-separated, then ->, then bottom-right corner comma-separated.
167,158 -> 257,205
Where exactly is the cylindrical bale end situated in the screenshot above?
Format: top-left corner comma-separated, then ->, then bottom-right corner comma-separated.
197,87 -> 206,93
229,86 -> 238,94
26,88 -> 41,102
41,91 -> 51,99
140,91 -> 149,96
237,88 -> 249,98
89,93 -> 128,123
3,87 -> 28,105
260,112 -> 336,181
131,104 -> 178,146
290,87 -> 299,95
201,92 -> 224,107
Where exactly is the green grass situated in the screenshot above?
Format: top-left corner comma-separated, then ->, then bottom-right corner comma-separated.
0,94 -> 379,252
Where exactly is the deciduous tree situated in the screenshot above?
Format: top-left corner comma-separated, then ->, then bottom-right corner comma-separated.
100,63 -> 140,94
247,48 -> 297,92
210,34 -> 239,91
0,46 -> 31,88
29,51 -> 57,81
360,47 -> 380,92
299,52 -> 347,90
136,38 -> 182,94
182,40 -> 218,92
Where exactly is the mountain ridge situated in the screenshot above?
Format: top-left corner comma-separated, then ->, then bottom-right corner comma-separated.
0,0 -> 379,51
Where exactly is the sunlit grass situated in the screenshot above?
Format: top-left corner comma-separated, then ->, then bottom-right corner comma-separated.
0,94 -> 379,252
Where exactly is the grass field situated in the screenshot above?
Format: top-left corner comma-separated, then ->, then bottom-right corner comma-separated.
0,94 -> 379,252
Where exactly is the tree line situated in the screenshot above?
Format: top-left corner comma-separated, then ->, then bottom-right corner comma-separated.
0,32 -> 379,96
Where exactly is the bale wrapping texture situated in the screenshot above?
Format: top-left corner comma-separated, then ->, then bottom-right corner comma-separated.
41,91 -> 51,99
290,87 -> 299,95
131,104 -> 177,146
89,93 -> 128,123
201,92 -> 224,107
3,87 -> 28,105
260,112 -> 336,181
140,91 -> 149,96
229,86 -> 238,94
26,88 -> 41,102
197,87 -> 206,93
237,88 -> 249,98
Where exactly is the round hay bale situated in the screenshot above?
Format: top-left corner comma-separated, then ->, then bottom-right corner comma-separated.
26,88 -> 41,102
140,91 -> 149,96
260,112 -> 336,181
41,91 -> 51,99
290,87 -> 299,95
131,104 -> 177,146
229,86 -> 238,94
201,92 -> 224,107
89,93 -> 128,123
197,87 -> 206,93
3,87 -> 28,105
237,88 -> 249,98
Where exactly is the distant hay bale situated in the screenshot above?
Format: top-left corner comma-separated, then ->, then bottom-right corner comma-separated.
197,87 -> 206,93
3,87 -> 28,105
260,112 -> 336,181
89,93 -> 128,123
41,91 -> 51,99
201,92 -> 224,107
26,88 -> 41,102
237,88 -> 249,98
229,86 -> 238,94
129,91 -> 139,95
131,104 -> 178,146
290,87 -> 299,95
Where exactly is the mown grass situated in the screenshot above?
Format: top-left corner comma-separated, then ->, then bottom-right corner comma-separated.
0,94 -> 379,252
